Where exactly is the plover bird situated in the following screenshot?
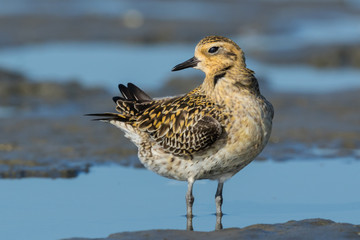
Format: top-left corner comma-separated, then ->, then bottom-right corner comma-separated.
88,36 -> 273,220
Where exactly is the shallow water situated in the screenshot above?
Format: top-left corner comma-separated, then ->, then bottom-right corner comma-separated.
1,158 -> 359,240
0,42 -> 359,94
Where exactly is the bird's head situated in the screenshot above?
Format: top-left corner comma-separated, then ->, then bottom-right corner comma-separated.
172,36 -> 246,76
172,36 -> 258,99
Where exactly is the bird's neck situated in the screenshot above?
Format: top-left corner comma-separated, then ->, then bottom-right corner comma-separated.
201,65 -> 260,106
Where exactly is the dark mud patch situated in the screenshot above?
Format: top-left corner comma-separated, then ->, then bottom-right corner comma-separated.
0,116 -> 140,178
65,219 -> 360,240
253,44 -> 360,69
0,67 -> 108,109
0,159 -> 89,178
263,88 -> 360,161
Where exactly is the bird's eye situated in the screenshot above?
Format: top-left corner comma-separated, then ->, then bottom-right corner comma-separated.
208,46 -> 219,53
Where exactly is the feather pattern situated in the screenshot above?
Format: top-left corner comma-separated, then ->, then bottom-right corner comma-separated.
136,87 -> 226,158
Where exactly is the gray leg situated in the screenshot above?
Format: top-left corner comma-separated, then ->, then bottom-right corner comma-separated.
215,181 -> 224,216
186,178 -> 195,218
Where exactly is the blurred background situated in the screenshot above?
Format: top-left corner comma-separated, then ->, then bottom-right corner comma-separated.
0,0 -> 359,239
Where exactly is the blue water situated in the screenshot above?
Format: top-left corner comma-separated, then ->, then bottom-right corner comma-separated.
0,42 -> 359,94
0,159 -> 359,240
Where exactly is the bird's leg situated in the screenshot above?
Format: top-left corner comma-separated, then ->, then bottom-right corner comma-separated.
186,179 -> 195,218
186,179 -> 195,231
215,181 -> 224,216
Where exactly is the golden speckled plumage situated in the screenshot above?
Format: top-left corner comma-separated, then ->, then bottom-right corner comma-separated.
88,36 -> 274,221
135,87 -> 227,159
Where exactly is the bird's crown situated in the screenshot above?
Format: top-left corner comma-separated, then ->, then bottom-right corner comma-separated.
197,36 -> 241,50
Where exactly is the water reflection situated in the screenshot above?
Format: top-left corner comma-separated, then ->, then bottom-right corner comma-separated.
216,214 -> 223,230
187,215 -> 193,231
186,214 -> 222,231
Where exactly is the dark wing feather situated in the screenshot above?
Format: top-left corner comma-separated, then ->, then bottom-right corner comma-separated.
127,83 -> 152,101
118,84 -> 133,100
118,83 -> 152,102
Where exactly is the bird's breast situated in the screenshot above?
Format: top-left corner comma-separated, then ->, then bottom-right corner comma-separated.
222,94 -> 273,160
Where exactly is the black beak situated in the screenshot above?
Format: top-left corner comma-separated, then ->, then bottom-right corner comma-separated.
172,56 -> 199,71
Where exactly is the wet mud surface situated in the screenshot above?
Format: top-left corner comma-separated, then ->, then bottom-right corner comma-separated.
65,219 -> 360,240
0,69 -> 359,178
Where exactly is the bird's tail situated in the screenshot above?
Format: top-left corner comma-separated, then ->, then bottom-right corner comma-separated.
86,83 -> 153,122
